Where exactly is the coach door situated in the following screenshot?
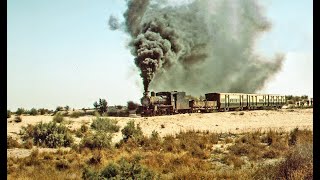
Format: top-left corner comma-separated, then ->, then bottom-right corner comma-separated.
225,94 -> 230,108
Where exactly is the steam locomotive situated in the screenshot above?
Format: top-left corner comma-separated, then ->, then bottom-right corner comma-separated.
140,91 -> 286,116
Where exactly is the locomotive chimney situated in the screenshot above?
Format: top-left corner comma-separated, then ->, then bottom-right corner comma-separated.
143,91 -> 149,97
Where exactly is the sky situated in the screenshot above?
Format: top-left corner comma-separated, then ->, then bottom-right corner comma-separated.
7,0 -> 313,110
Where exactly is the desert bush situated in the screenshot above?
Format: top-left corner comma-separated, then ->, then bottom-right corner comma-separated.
288,128 -> 313,146
16,108 -> 25,115
228,132 -> 265,160
70,111 -> 85,118
75,124 -> 89,138
87,150 -> 103,165
83,155 -> 156,179
162,135 -> 179,152
93,98 -> 108,115
107,109 -> 130,117
121,121 -> 143,142
221,154 -> 245,168
56,106 -> 63,112
14,116 -> 22,123
84,110 -> 97,116
80,131 -> 113,150
81,124 -> 89,133
82,167 -> 101,180
29,108 -> 38,116
20,121 -> 73,148
38,108 -> 46,115
262,149 -> 280,159
56,159 -> 70,170
175,130 -> 213,158
119,110 -> 130,117
7,110 -> 11,118
253,143 -> 313,179
151,130 -> 160,140
101,162 -> 119,178
53,113 -> 64,123
7,136 -> 21,148
225,137 -> 233,143
23,149 -> 41,166
261,130 -> 288,152
23,139 -> 34,149
91,117 -> 120,133
127,101 -> 139,111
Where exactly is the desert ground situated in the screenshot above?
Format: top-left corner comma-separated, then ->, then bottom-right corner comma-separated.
7,108 -> 312,158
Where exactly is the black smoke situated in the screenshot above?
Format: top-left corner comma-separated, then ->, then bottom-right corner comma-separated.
111,0 -> 285,95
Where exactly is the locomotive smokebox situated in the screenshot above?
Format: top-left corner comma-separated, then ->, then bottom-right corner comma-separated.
141,91 -> 151,106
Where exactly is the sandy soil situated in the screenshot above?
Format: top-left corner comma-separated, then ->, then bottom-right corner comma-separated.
7,108 -> 313,158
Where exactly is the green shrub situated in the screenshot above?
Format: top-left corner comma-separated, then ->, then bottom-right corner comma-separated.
70,111 -> 85,118
83,155 -> 156,179
14,116 -> 22,123
121,121 -> 143,142
75,124 -> 89,138
7,110 -> 11,118
101,162 -> 119,178
82,167 -> 101,180
107,109 -> 118,116
91,117 -> 120,133
116,156 -> 155,179
20,121 -> 74,148
80,131 -> 113,149
16,108 -> 25,115
53,113 -> 64,123
39,108 -> 46,115
29,108 -> 38,116
84,110 -> 97,116
151,130 -> 160,140
55,106 -> 63,112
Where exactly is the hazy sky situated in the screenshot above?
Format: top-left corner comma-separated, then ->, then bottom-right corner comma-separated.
7,0 -> 313,110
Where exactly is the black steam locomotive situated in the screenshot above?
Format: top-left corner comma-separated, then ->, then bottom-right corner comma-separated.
140,91 -> 286,116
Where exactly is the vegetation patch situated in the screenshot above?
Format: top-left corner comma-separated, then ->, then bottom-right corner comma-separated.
80,131 -> 113,150
83,155 -> 156,179
70,111 -> 85,118
91,117 -> 120,133
8,127 -> 313,180
7,136 -> 21,149
53,113 -> 65,123
20,121 -> 74,148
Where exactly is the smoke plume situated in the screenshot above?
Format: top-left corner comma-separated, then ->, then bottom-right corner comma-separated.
108,15 -> 120,30
112,0 -> 285,95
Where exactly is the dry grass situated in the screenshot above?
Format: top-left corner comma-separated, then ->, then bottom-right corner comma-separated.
7,128 -> 313,179
7,136 -> 21,149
